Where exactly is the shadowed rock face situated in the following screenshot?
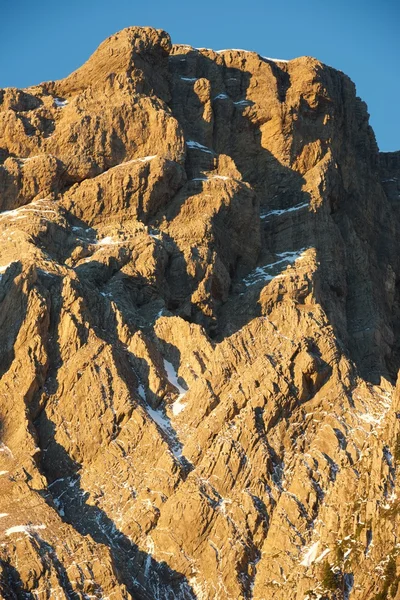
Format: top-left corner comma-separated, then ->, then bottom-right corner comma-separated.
0,25 -> 399,600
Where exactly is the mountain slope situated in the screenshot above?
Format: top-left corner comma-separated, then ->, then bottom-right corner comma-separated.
0,26 -> 400,600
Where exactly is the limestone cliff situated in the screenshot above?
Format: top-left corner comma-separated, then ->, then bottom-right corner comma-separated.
0,26 -> 399,600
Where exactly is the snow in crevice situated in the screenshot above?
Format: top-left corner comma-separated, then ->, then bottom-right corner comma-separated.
248,553 -> 261,599
6,524 -> 46,537
71,226 -> 93,234
365,528 -> 373,555
124,155 -> 157,166
344,573 -> 354,600
214,93 -> 229,100
300,541 -> 320,566
358,412 -> 382,425
54,97 -> 68,107
163,359 -> 188,416
354,388 -> 392,433
186,141 -> 214,154
234,99 -> 253,107
70,226 -> 97,247
137,370 -> 189,462
137,384 -> 146,402
144,536 -> 155,578
243,248 -> 309,287
95,236 -> 126,247
190,174 -> 231,183
172,396 -> 186,417
0,201 -> 57,220
19,156 -> 42,164
145,403 -> 186,461
383,446 -> 393,467
315,548 -> 330,563
96,236 -> 115,246
261,202 -> 309,219
180,77 -> 198,82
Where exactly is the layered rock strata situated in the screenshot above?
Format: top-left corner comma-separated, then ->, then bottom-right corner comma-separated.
0,26 -> 399,600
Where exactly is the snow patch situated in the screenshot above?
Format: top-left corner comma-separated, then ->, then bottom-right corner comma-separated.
316,548 -> 330,563
191,175 -> 231,183
0,200 -> 57,221
261,202 -> 309,219
54,98 -> 68,107
145,406 -> 166,431
234,99 -> 253,107
189,577 -> 208,600
97,236 -> 114,245
96,236 -> 124,246
145,404 -> 183,458
172,398 -> 186,416
301,541 -> 320,566
243,248 -> 308,286
144,536 -> 155,578
359,413 -> 382,425
262,56 -> 289,63
163,359 -> 188,415
163,360 -> 187,396
383,446 -> 393,466
186,141 -> 214,154
125,155 -> 157,165
6,524 -> 46,536
137,384 -> 146,401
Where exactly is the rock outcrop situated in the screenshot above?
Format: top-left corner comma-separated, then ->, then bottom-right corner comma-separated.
0,26 -> 399,600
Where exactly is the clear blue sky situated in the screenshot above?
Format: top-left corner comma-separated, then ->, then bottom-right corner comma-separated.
1,0 -> 398,151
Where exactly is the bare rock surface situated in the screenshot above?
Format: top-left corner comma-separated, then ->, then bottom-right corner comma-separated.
0,26 -> 399,600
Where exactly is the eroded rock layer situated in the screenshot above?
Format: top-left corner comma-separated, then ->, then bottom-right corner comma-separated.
0,26 -> 400,600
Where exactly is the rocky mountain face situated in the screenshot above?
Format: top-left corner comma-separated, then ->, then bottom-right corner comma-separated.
0,26 -> 400,600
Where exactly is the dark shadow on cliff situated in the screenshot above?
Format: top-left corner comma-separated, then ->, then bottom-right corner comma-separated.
0,261 -> 24,379
34,410 -> 195,600
159,51 -> 314,341
34,254 -> 193,472
162,49 -> 400,385
26,265 -> 196,599
73,260 -> 194,472
29,535 -> 79,599
0,559 -> 32,600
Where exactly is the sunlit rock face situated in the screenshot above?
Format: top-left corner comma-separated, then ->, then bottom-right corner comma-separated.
0,26 -> 400,600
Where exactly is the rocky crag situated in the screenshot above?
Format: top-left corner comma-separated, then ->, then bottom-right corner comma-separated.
0,26 -> 400,600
